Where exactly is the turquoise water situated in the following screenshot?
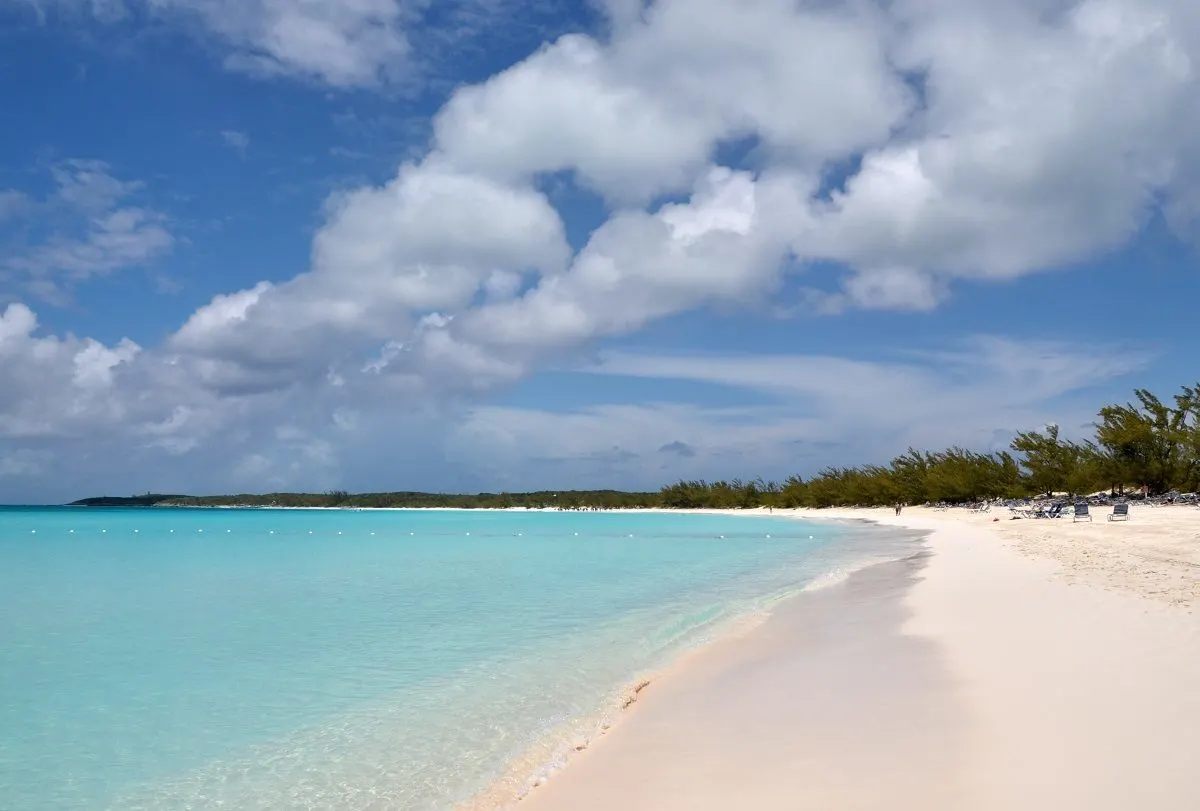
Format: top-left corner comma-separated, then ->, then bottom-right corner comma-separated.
0,507 -> 893,810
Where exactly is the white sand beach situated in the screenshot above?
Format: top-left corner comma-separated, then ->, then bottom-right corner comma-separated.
507,505 -> 1200,810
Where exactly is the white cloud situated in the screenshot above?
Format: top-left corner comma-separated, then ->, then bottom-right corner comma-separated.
435,0 -> 909,203
450,167 -> 778,349
448,337 -> 1153,488
9,0 -> 412,86
168,0 -> 1200,400
433,34 -> 719,204
0,302 -> 142,439
11,0 -> 577,89
1,160 -> 173,295
171,159 -> 569,384
50,158 -> 139,212
588,337 -> 1154,433
220,129 -> 250,154
798,0 -> 1198,307
166,0 -> 411,87
0,295 -> 1156,500
12,207 -> 173,281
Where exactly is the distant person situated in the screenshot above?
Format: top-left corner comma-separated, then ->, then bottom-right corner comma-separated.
894,503 -> 902,515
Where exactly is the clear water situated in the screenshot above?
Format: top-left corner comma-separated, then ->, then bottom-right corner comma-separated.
0,507 -> 896,810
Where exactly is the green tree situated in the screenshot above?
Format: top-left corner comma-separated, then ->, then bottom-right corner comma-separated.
1095,389 -> 1191,494
1011,424 -> 1089,496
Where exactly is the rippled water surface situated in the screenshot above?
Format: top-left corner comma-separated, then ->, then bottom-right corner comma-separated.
0,507 -> 896,810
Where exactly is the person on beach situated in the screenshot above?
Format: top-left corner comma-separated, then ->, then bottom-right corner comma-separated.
894,503 -> 903,515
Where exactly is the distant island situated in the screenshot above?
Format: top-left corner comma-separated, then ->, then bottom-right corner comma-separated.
67,490 -> 660,510
69,495 -> 192,507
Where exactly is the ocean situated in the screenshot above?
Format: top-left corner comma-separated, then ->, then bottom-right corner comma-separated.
0,507 -> 902,810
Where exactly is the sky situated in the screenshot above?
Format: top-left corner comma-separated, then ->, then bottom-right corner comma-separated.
0,0 -> 1198,503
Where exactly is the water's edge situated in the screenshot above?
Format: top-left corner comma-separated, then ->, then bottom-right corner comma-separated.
459,513 -> 927,810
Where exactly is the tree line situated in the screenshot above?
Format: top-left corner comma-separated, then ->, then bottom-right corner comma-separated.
70,384 -> 1199,511
661,384 -> 1200,508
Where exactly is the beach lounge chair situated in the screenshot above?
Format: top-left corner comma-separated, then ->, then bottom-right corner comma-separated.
1034,503 -> 1064,519
1108,503 -> 1129,521
1073,502 -> 1092,522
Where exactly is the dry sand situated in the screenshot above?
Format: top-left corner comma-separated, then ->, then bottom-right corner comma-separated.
508,504 -> 1200,810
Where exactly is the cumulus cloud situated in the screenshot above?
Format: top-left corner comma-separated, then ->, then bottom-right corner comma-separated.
0,302 -> 141,438
434,1 -> 908,203
171,159 -> 569,392
800,0 -> 1197,308
157,0 -> 1200,401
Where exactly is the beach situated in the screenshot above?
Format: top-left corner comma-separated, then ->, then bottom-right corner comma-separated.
509,505 -> 1200,810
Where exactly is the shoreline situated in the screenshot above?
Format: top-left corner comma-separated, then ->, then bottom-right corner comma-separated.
458,516 -> 922,810
494,505 -> 1200,810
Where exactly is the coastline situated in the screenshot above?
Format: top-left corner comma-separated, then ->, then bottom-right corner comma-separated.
456,514 -> 920,810
492,505 -> 1200,810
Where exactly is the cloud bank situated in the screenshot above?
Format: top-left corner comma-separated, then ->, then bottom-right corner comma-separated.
1,0 -> 1195,499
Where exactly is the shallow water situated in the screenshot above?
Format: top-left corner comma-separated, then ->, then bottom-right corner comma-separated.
0,507 -> 898,810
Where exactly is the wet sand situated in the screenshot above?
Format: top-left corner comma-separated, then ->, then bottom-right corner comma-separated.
511,506 -> 1200,810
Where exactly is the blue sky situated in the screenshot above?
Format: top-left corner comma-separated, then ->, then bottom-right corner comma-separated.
1,0 -> 1197,503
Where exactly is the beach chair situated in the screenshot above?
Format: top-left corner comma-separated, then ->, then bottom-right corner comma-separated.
1035,503 -> 1063,519
1072,502 -> 1092,522
1107,503 -> 1129,522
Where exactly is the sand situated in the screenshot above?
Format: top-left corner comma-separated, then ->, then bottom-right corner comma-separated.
508,504 -> 1200,810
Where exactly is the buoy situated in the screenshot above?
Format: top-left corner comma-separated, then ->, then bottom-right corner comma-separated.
198,529 -> 203,533
270,530 -> 275,535
170,529 -> 175,533
69,529 -> 74,533
30,530 -> 36,534
134,529 -> 139,533
766,534 -> 771,538
102,529 -> 107,533
226,529 -> 231,533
